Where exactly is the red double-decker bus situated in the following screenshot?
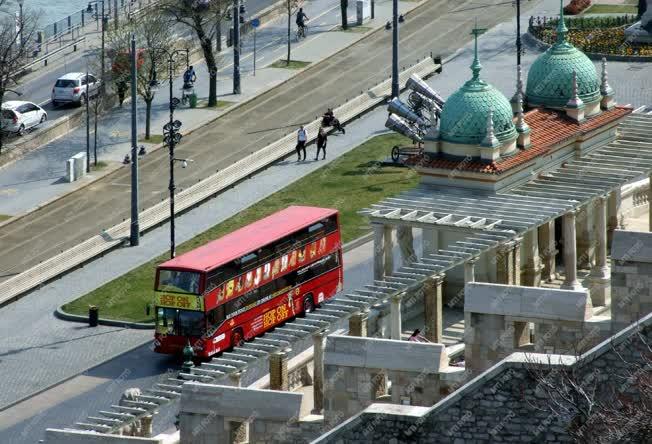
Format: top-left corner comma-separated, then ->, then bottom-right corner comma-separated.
153,206 -> 343,357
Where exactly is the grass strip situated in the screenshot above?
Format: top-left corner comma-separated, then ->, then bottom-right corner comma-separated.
62,133 -> 416,322
270,60 -> 312,69
584,4 -> 638,14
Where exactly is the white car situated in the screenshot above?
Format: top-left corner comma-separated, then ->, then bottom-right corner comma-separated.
51,72 -> 101,106
1,101 -> 47,136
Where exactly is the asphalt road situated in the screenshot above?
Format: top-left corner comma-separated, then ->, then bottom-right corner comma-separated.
0,0 -> 522,282
3,0 -> 279,136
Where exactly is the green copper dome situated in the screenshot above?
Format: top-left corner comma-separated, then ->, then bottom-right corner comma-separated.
526,3 -> 600,108
439,32 -> 517,145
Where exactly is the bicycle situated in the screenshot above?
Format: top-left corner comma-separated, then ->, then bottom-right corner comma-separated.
295,23 -> 307,41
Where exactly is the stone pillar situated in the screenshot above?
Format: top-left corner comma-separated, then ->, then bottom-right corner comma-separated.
538,221 -> 557,282
348,310 -> 369,337
496,242 -> 514,285
390,293 -> 403,340
464,258 -> 476,284
649,171 -> 652,232
522,229 -> 542,286
269,351 -> 289,391
607,190 -> 620,251
576,204 -> 594,269
312,329 -> 328,414
589,196 -> 610,306
512,237 -> 522,286
513,321 -> 530,348
139,416 -> 153,437
465,312 -> 508,374
373,224 -> 385,280
384,225 -> 394,276
562,210 -> 585,291
422,228 -> 439,255
227,371 -> 247,444
423,275 -> 444,343
397,225 -> 416,266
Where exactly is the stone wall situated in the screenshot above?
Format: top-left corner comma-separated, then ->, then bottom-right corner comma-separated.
314,312 -> 652,444
610,230 -> 652,333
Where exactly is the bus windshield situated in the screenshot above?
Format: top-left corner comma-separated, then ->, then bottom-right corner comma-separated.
157,269 -> 201,294
156,307 -> 205,336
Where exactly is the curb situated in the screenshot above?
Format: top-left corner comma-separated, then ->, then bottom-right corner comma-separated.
54,231 -> 376,329
523,30 -> 652,62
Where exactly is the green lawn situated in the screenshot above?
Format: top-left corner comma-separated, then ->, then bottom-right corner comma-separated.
584,4 -> 638,14
139,134 -> 165,144
61,133 -> 417,323
90,161 -> 109,171
197,99 -> 232,109
0,214 -> 11,222
270,60 -> 312,69
340,26 -> 372,33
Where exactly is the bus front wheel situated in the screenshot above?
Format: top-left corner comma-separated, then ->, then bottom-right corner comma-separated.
302,295 -> 315,316
231,329 -> 245,348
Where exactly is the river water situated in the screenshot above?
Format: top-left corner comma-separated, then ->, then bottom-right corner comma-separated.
1,0 -> 97,27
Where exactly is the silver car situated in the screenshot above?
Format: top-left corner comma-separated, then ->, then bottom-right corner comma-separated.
51,72 -> 101,106
1,101 -> 48,136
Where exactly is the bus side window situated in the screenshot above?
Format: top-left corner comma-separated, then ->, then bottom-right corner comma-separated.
208,305 -> 225,327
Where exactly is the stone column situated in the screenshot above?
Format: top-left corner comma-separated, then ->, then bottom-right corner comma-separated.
513,321 -> 530,348
607,190 -> 620,251
422,228 -> 439,255
139,416 -> 153,437
464,312 -> 508,374
227,371 -> 248,444
649,171 -> 652,232
348,310 -> 369,337
390,293 -> 403,340
576,204 -> 594,269
589,195 -> 610,306
269,351 -> 289,391
512,237 -> 522,286
397,225 -> 416,266
312,329 -> 328,414
464,258 -> 476,284
423,275 -> 444,343
538,221 -> 557,282
384,225 -> 394,276
522,229 -> 542,287
373,224 -> 385,280
496,242 -> 515,285
562,210 -> 584,291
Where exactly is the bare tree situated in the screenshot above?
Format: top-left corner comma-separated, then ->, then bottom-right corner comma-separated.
285,0 -> 303,65
107,10 -> 174,140
525,331 -> 652,443
162,0 -> 230,107
0,0 -> 37,155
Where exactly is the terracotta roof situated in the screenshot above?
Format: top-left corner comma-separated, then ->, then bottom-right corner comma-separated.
406,106 -> 632,175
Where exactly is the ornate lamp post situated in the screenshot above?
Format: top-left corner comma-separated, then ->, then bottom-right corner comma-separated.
150,48 -> 192,259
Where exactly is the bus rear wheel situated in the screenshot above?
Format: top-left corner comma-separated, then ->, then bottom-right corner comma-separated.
302,295 -> 315,316
231,329 -> 245,348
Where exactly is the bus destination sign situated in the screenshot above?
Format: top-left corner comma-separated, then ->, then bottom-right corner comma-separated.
156,293 -> 204,311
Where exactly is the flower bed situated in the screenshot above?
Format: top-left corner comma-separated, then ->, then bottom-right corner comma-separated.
564,0 -> 592,15
528,15 -> 652,56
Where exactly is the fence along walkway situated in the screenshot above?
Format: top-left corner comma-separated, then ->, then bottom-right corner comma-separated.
0,57 -> 438,308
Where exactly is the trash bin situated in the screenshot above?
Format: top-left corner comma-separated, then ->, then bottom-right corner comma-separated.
89,305 -> 99,327
189,93 -> 198,108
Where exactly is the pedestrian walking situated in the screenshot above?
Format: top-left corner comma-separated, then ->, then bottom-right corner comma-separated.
315,126 -> 327,160
296,125 -> 307,161
117,80 -> 128,108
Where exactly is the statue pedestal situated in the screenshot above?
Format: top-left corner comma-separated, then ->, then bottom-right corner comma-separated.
625,21 -> 652,43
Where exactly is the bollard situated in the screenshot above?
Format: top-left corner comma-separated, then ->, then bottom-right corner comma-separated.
89,305 -> 99,327
434,55 -> 442,73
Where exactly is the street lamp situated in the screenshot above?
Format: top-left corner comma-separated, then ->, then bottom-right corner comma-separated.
149,48 -> 190,259
17,0 -> 24,47
232,0 -> 245,94
87,1 -> 108,95
391,0 -> 399,98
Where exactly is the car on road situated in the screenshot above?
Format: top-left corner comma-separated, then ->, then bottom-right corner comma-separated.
1,101 -> 48,136
51,72 -> 101,106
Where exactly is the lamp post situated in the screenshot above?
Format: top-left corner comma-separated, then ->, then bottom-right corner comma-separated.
129,33 -> 140,247
85,57 -> 91,173
87,1 -> 108,95
232,0 -> 244,94
391,0 -> 399,98
17,0 -> 24,47
150,48 -> 190,259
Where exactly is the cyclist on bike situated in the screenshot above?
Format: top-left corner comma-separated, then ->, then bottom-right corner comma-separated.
296,8 -> 308,37
183,65 -> 196,89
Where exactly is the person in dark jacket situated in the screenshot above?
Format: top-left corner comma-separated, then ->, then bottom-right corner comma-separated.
315,126 -> 327,160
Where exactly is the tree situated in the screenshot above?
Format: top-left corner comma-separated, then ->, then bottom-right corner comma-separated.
285,0 -> 303,65
0,0 -> 37,155
162,0 -> 230,107
525,331 -> 652,443
341,0 -> 348,30
107,10 -> 174,140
